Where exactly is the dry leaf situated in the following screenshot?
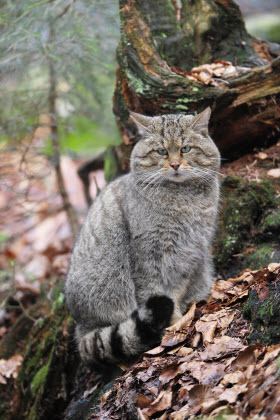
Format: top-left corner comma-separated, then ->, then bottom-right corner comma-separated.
186,361 -> 225,385
231,346 -> 257,369
221,371 -> 246,385
256,152 -> 268,160
14,273 -> 40,296
159,365 -> 181,385
24,254 -> 50,279
161,331 -> 188,348
137,408 -> 148,420
0,354 -> 23,384
176,347 -> 193,357
219,383 -> 247,404
144,346 -> 165,356
143,390 -> 172,416
136,394 -> 153,409
201,336 -> 244,361
267,263 -> 280,273
195,319 -> 217,344
167,302 -> 196,332
267,168 -> 280,178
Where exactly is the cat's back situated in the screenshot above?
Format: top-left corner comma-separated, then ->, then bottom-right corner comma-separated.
85,173 -> 131,225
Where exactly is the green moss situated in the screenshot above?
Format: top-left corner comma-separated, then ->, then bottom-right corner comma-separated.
215,177 -> 278,274
52,291 -> 65,312
104,147 -> 120,182
244,244 -> 277,270
12,290 -> 74,420
126,70 -> 146,94
262,210 -> 280,233
243,281 -> 280,345
30,362 -> 50,396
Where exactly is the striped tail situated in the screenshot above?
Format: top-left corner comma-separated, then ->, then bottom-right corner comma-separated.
78,295 -> 174,365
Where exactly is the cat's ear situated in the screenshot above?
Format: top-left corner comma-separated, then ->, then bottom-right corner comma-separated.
191,107 -> 211,133
129,112 -> 154,135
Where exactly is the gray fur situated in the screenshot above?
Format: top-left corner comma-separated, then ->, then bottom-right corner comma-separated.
65,108 -> 221,364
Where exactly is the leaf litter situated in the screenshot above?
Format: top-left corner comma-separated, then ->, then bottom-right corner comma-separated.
171,60 -> 250,87
0,143 -> 104,342
92,264 -> 280,419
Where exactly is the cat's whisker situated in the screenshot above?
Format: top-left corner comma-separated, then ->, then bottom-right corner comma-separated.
192,167 -> 224,178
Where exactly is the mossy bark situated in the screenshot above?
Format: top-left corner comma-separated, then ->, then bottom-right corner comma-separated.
0,292 -> 78,420
215,175 -> 280,276
243,278 -> 280,345
111,0 -> 280,175
0,290 -> 121,420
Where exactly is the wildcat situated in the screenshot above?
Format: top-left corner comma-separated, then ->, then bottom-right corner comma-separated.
65,107 -> 221,365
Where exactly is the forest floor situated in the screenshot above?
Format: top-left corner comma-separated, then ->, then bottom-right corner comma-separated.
0,140 -> 279,419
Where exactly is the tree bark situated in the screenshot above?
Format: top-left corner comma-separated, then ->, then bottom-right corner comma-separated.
112,0 -> 280,174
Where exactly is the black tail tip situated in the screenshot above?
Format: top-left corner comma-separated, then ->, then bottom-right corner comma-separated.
146,295 -> 174,328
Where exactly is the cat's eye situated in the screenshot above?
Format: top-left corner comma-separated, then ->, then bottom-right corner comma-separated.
157,148 -> 168,156
181,145 -> 191,153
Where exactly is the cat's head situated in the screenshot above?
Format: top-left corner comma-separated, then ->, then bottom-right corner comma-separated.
130,108 -> 221,184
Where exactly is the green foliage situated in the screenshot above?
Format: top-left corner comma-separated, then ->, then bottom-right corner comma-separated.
43,116 -> 120,155
31,363 -> 50,396
0,0 -> 120,153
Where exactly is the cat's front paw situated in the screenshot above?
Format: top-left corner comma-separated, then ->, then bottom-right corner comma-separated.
79,331 -> 94,363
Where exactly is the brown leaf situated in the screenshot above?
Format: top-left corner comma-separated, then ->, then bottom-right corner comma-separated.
186,361 -> 225,385
170,410 -> 188,420
24,254 -> 50,279
159,365 -> 181,385
136,394 -> 153,409
192,332 -> 201,347
267,168 -> 280,178
258,345 -> 280,368
161,331 -> 188,348
195,319 -> 217,344
52,253 -> 70,275
0,354 -> 23,384
231,346 -> 257,369
200,336 -> 244,361
176,347 -> 193,357
219,383 -> 247,404
15,273 -> 40,296
255,152 -> 268,160
248,389 -> 266,408
137,408 -> 148,420
143,390 -> 172,416
136,366 -> 156,383
144,346 -> 165,356
167,302 -> 196,332
221,371 -> 246,385
267,263 -> 280,273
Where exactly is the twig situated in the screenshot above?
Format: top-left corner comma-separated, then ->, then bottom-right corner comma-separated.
47,22 -> 79,238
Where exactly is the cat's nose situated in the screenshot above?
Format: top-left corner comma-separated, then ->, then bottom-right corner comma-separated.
170,162 -> 180,171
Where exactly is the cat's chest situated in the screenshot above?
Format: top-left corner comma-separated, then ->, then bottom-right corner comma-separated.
129,200 -> 205,246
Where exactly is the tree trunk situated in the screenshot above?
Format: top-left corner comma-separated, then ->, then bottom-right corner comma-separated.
112,0 -> 280,175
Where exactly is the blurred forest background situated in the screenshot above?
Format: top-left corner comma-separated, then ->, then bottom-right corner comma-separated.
0,1 -> 280,419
